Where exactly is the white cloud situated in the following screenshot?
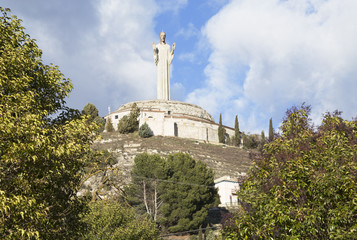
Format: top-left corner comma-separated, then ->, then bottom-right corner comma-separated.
176,23 -> 200,40
178,52 -> 195,63
77,0 -> 159,111
156,0 -> 188,14
6,0 -> 160,115
187,0 -> 357,132
23,19 -> 64,62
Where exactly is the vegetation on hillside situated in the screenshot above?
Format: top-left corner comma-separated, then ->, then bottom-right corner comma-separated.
126,153 -> 220,233
223,105 -> 357,239
138,122 -> 153,138
80,200 -> 159,240
82,103 -> 105,132
269,117 -> 274,141
117,103 -> 140,134
234,115 -> 241,146
218,114 -> 226,143
105,117 -> 115,132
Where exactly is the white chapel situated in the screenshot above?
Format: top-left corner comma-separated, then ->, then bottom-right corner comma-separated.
104,32 -> 234,143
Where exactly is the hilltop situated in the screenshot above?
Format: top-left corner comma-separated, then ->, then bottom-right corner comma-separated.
93,132 -> 255,183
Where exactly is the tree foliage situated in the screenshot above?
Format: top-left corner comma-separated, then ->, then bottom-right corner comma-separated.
105,117 -> 115,132
118,103 -> 140,134
125,153 -> 168,221
218,114 -> 226,143
82,103 -> 105,132
269,117 -> 274,141
138,122 -> 153,138
126,153 -> 219,233
0,8 -> 97,239
160,153 -> 220,233
81,200 -> 159,240
234,115 -> 241,146
242,133 -> 259,149
260,130 -> 266,150
223,105 -> 357,239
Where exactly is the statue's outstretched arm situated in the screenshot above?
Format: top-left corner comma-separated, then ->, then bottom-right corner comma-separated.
169,43 -> 175,65
171,43 -> 176,55
153,42 -> 158,65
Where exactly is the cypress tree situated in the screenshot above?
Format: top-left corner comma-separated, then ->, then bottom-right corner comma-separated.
260,130 -> 266,149
234,115 -> 240,146
105,118 -> 115,132
218,114 -> 225,143
269,118 -> 274,141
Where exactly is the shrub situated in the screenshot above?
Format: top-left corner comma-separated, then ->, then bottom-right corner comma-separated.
81,200 -> 159,239
242,133 -> 259,149
138,122 -> 153,138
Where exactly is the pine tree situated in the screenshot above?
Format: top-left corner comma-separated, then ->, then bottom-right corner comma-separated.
234,115 -> 240,146
269,118 -> 274,141
126,153 -> 219,233
218,114 -> 225,143
160,153 -> 219,233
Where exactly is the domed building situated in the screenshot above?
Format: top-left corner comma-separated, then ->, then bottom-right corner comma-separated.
104,33 -> 235,143
105,100 -> 234,144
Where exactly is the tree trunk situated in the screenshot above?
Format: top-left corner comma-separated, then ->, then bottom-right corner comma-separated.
143,181 -> 151,216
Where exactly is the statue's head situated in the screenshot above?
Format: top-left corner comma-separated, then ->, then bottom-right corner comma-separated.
160,31 -> 166,43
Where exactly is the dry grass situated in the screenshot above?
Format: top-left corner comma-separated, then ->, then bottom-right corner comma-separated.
94,132 -> 255,179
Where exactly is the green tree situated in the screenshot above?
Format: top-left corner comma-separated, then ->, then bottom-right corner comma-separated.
160,153 -> 219,233
82,103 -> 105,132
234,115 -> 241,146
82,103 -> 99,121
260,130 -> 265,149
268,117 -> 274,141
138,122 -> 153,138
0,8 -> 97,239
242,133 -> 259,149
126,153 -> 219,233
126,153 -> 168,221
105,117 -> 115,132
81,200 -> 159,240
118,103 -> 140,133
218,114 -> 225,143
223,105 -> 357,239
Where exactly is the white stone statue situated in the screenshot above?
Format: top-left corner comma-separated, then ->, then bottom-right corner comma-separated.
153,31 -> 175,100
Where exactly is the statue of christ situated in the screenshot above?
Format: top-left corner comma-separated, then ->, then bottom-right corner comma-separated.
152,31 -> 175,100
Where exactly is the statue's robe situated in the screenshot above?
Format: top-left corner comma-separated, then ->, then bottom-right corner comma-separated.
154,43 -> 173,100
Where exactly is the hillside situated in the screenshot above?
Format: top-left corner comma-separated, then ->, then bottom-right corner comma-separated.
93,132 -> 255,183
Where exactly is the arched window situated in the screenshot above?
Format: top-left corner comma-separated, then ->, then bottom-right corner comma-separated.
174,123 -> 178,137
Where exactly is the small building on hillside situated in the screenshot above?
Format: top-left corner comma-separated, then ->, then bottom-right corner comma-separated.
215,176 -> 241,207
104,100 -> 235,144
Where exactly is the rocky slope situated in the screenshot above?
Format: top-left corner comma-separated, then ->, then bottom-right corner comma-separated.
93,132 -> 255,183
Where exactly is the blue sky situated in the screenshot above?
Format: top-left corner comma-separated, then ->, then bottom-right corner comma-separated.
2,0 -> 357,134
